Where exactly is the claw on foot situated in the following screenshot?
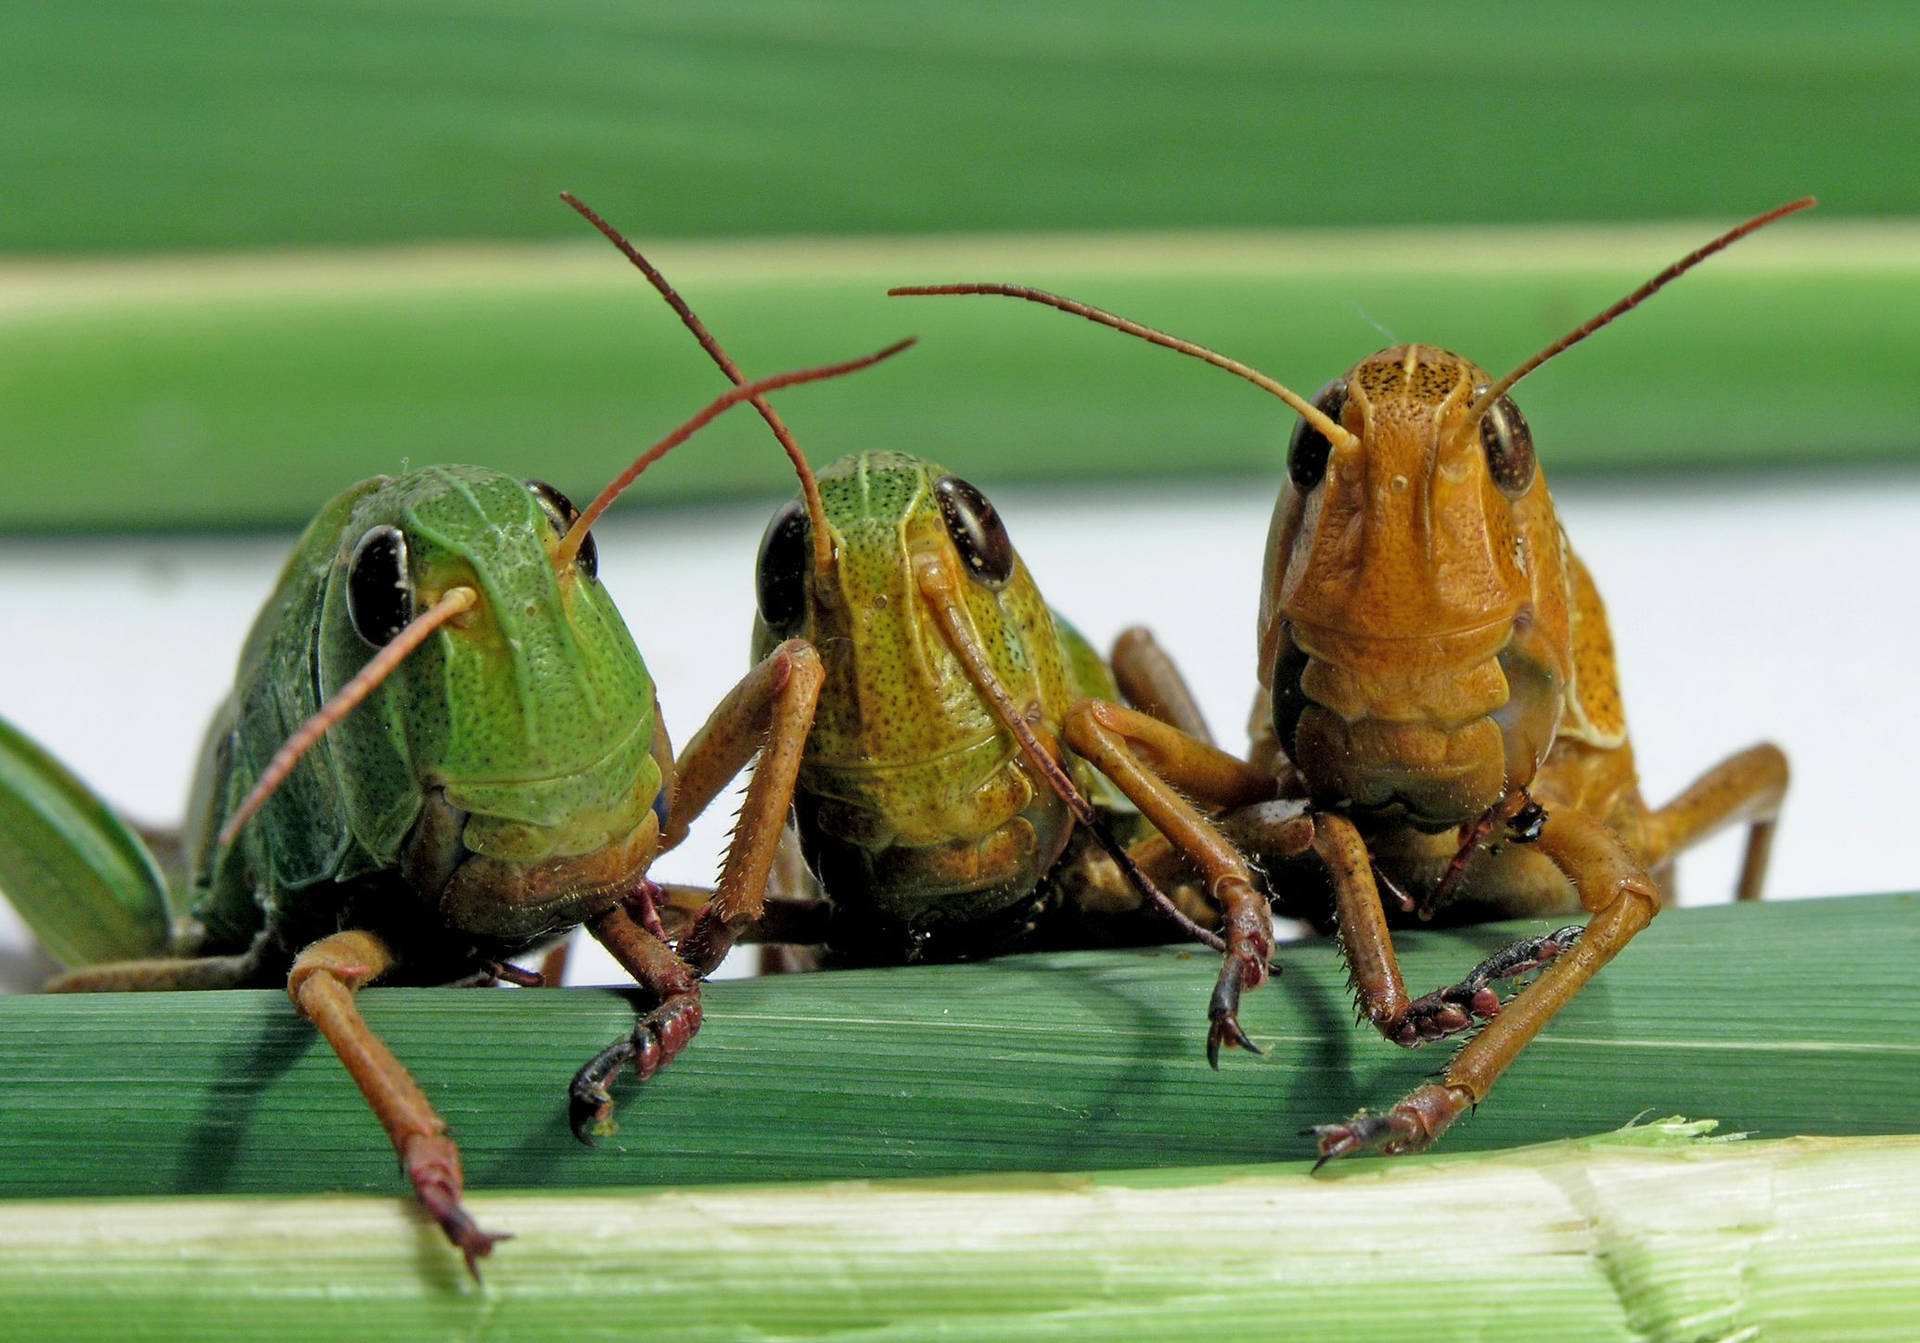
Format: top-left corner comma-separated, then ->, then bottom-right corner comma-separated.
567,994 -> 704,1143
1203,890 -> 1275,1068
1309,1083 -> 1469,1169
1206,1011 -> 1262,1068
403,1133 -> 510,1279
1308,1110 -> 1411,1171
1205,942 -> 1270,1068
568,1040 -> 631,1143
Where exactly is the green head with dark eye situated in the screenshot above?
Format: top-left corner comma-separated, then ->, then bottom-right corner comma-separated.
754,456 -> 1017,637
750,450 -> 1081,924
222,465 -> 664,944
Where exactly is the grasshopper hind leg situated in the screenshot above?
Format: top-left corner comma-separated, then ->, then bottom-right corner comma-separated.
45,928 -> 274,992
1629,743 -> 1787,903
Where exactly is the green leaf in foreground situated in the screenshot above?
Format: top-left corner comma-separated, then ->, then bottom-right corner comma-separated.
0,894 -> 1914,1202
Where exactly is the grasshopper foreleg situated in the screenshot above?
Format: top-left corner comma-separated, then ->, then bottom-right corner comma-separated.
1061,700 -> 1282,1066
670,640 -> 823,974
286,929 -> 507,1277
1313,808 -> 1658,1164
571,903 -> 703,1142
570,641 -> 824,1138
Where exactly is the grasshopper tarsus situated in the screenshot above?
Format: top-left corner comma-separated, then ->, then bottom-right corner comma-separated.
568,1048 -> 626,1145
401,1130 -> 508,1279
1206,948 -> 1265,1068
1311,1084 -> 1468,1167
568,988 -> 703,1143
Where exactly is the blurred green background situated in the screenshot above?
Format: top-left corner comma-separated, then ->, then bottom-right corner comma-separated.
2,0 -> 1916,528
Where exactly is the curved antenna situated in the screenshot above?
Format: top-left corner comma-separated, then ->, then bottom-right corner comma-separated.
562,193 -> 836,577
224,350 -> 915,848
1468,197 -> 1817,423
218,586 -> 480,848
889,283 -> 1356,451
553,339 -> 916,572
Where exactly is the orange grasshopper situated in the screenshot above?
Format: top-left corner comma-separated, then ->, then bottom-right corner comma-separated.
892,200 -> 1802,1160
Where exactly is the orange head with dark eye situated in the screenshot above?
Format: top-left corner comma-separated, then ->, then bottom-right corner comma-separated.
1257,345 -> 1572,827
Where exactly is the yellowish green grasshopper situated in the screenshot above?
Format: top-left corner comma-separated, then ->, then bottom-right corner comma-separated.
0,342 -> 910,1273
558,200 -> 1247,1023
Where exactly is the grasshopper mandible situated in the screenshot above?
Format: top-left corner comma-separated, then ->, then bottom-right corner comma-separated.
0,342 -> 910,1272
891,200 -> 1804,1159
556,198 -> 1230,1002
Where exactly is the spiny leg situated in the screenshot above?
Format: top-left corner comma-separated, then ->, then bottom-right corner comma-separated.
1312,806 -> 1659,1164
1311,813 -> 1411,1037
1389,924 -> 1585,1045
47,950 -> 261,992
751,821 -> 834,955
1632,743 -> 1787,903
569,640 -> 823,1138
582,878 -> 835,955
570,904 -> 704,1141
646,878 -> 836,948
286,929 -> 505,1276
1062,699 -> 1282,1064
674,639 -> 824,973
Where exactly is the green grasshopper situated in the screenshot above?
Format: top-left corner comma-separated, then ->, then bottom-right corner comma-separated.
554,202 -> 1289,1121
0,343 -> 910,1274
735,447 -> 1267,966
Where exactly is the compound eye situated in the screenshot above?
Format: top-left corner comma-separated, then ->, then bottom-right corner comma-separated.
1475,391 -> 1536,496
755,500 -> 809,631
933,476 -> 1015,588
526,479 -> 597,579
346,525 -> 414,647
1287,379 -> 1348,491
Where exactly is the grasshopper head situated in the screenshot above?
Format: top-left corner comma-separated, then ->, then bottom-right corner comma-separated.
303,466 -> 665,941
1259,347 -> 1573,827
751,450 -> 1080,930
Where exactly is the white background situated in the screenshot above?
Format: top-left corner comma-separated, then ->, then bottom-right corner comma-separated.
1,468 -> 1914,991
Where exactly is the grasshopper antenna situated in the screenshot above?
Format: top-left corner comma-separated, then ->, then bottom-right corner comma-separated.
219,587 -> 479,847
554,341 -> 915,572
565,200 -> 1222,952
222,354 -> 914,847
562,192 -> 836,577
913,555 -> 1230,956
1468,197 -> 1816,422
889,283 -> 1356,451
